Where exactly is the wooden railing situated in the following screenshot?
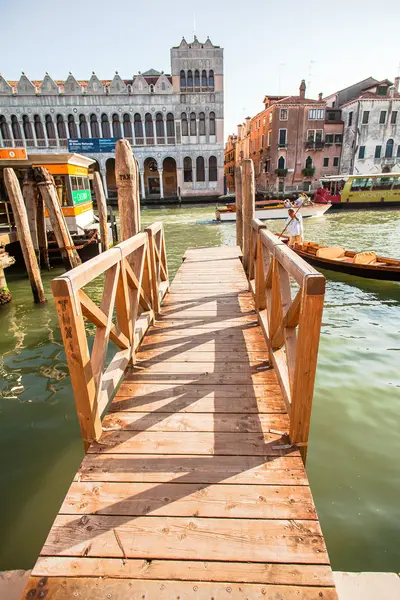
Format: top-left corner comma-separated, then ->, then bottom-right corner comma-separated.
251,226 -> 325,460
238,159 -> 325,461
51,222 -> 169,450
145,222 -> 169,314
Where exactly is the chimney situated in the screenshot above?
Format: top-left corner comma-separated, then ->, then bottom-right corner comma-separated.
394,77 -> 400,93
318,92 -> 323,101
299,79 -> 306,100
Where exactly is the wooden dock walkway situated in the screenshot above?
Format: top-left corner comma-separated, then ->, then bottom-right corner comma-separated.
23,237 -> 338,599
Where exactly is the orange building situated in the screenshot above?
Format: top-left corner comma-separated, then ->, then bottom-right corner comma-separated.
234,81 -> 344,195
224,134 -> 237,192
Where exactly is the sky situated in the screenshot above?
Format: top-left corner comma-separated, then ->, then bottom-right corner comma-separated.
1,0 -> 399,136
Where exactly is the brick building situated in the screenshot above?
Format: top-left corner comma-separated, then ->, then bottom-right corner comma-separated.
234,81 -> 343,195
224,134 -> 237,192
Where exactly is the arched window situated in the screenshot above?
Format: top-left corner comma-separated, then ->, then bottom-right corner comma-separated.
56,115 -> 67,139
209,111 -> 216,136
187,70 -> 193,90
209,69 -> 215,89
190,112 -> 196,136
145,113 -> 154,139
45,114 -> 56,142
101,113 -> 111,138
155,112 -> 164,139
161,81 -> 166,91
194,70 -> 200,88
112,113 -> 121,138
34,115 -> 45,140
199,112 -> 206,136
22,115 -> 33,141
11,115 -> 22,141
134,113 -> 143,139
150,84 -> 154,94
202,70 -> 208,88
67,114 -> 77,138
385,138 -> 394,158
166,113 -> 175,138
123,113 -> 132,138
184,156 -> 192,182
209,156 -> 217,181
0,115 -> 11,140
90,114 -> 100,138
79,114 -> 89,138
305,156 -> 313,169
278,156 -> 285,170
180,70 -> 186,90
181,112 -> 188,136
196,156 -> 205,181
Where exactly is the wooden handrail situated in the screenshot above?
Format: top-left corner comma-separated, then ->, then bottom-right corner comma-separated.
51,222 -> 169,451
251,227 -> 325,462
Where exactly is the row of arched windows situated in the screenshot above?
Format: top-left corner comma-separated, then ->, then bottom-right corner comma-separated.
0,112 -> 177,143
181,112 -> 215,136
180,70 -> 214,91
183,156 -> 218,182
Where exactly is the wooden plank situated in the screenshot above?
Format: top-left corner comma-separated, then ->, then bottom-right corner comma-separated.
128,360 -> 271,374
123,371 -> 278,386
102,412 -> 289,433
110,387 -> 286,414
32,557 -> 335,586
61,482 -> 316,519
75,454 -> 308,485
24,577 -> 338,599
136,348 -> 268,362
41,515 -> 328,563
88,431 -> 299,456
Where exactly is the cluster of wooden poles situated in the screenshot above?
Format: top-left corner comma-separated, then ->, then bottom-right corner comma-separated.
0,138 -> 138,305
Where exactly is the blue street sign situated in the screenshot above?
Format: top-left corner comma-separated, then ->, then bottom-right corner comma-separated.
68,138 -> 121,153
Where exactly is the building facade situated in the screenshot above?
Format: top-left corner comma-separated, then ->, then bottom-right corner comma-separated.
0,37 -> 224,200
325,78 -> 400,175
224,134 -> 237,192
234,81 -> 343,194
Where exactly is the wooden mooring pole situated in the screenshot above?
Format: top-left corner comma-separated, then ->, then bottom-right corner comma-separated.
235,165 -> 243,250
242,159 -> 255,274
93,171 -> 109,252
34,167 -> 81,271
115,139 -> 140,240
22,168 -> 39,263
3,168 -> 46,303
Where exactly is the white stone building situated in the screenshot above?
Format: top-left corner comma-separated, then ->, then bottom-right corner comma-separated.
0,37 -> 224,200
325,78 -> 400,175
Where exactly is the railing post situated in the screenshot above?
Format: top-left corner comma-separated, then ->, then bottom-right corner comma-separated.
289,276 -> 325,462
51,277 -> 102,451
242,159 -> 255,275
254,232 -> 266,312
235,165 -> 243,250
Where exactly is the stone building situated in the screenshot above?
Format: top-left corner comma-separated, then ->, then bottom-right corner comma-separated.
224,134 -> 237,192
234,81 -> 343,194
0,37 -> 224,200
325,78 -> 400,175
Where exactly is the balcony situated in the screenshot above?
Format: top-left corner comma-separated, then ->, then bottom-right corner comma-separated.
305,140 -> 324,149
1,135 -> 178,152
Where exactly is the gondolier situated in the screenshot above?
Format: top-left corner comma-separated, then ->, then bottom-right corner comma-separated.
285,208 -> 303,247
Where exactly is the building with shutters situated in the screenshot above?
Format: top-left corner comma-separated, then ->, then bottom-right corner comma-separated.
0,36 -> 224,200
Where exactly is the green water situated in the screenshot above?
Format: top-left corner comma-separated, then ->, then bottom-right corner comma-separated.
0,205 -> 399,572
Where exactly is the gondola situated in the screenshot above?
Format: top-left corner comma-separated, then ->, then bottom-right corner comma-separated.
287,240 -> 400,281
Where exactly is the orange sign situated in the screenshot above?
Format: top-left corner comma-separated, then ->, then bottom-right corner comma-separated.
32,163 -> 88,176
0,148 -> 27,160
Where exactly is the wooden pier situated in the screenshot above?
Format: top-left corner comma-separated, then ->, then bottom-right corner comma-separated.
22,160 -> 337,599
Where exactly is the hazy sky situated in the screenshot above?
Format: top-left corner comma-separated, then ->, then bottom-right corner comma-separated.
1,0 -> 399,135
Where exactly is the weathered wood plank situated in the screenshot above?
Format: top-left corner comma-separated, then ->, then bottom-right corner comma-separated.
60,482 -> 316,519
88,431 -> 299,456
41,515 -> 327,563
32,557 -> 335,586
23,577 -> 338,599
102,411 -> 289,433
136,348 -> 268,362
75,454 -> 308,485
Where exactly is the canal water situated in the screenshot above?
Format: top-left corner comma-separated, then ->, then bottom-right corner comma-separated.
0,205 -> 399,572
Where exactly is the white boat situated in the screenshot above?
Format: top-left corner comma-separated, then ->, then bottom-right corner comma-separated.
216,201 -> 331,222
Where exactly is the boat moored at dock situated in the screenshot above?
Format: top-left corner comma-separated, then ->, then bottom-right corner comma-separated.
216,200 -> 331,221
